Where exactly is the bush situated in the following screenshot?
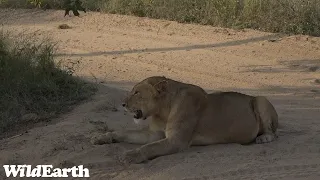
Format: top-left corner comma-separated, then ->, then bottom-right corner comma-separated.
93,0 -> 320,36
0,0 -> 63,9
0,30 -> 97,135
1,0 -> 319,36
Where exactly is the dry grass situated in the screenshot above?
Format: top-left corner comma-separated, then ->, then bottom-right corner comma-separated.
87,0 -> 320,36
0,30 -> 97,136
1,0 -> 319,36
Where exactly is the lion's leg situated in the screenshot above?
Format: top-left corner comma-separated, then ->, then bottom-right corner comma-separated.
253,96 -> 279,144
64,9 -> 70,17
125,96 -> 198,163
139,137 -> 189,160
256,133 -> 277,144
91,130 -> 165,145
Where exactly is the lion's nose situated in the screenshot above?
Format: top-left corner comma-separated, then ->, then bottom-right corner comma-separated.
122,103 -> 126,107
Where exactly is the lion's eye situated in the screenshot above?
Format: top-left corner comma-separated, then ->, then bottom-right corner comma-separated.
134,91 -> 139,95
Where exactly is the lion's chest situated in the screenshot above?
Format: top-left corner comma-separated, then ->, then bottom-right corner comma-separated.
149,116 -> 166,132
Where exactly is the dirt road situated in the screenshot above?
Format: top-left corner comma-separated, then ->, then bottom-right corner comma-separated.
1,9 -> 320,180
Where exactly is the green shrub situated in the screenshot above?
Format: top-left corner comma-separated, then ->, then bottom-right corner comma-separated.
0,31 -> 97,135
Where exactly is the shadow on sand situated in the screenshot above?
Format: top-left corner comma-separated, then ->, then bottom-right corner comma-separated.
55,34 -> 285,57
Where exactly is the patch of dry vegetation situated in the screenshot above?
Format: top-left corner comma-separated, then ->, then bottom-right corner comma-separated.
97,0 -> 320,36
1,0 -> 319,36
0,30 -> 97,137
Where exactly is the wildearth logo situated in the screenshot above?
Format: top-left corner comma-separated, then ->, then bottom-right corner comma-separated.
3,165 -> 90,178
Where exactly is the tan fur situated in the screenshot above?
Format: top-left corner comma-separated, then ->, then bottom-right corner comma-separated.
91,76 -> 279,164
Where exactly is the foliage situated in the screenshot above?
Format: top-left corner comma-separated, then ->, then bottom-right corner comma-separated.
0,31 -> 97,135
1,0 -> 319,36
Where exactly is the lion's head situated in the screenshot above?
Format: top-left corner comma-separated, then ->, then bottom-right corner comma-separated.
122,76 -> 168,123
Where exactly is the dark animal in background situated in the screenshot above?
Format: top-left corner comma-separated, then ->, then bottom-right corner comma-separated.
64,0 -> 86,17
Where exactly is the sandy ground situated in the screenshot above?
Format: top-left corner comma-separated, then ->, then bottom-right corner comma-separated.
1,9 -> 320,180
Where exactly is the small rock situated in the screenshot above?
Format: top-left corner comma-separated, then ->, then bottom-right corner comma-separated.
308,66 -> 319,72
110,107 -> 118,112
21,113 -> 39,122
58,24 -> 71,29
315,79 -> 320,84
268,39 -> 277,42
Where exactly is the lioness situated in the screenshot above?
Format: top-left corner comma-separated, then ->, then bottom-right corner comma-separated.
91,76 -> 278,164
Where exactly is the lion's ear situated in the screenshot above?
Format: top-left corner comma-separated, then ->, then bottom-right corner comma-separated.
153,80 -> 168,93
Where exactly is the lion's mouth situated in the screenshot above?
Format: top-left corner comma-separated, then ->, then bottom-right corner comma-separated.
133,110 -> 146,124
133,110 -> 143,119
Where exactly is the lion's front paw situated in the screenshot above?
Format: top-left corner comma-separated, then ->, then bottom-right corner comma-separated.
90,132 -> 115,145
119,148 -> 147,165
255,133 -> 277,144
